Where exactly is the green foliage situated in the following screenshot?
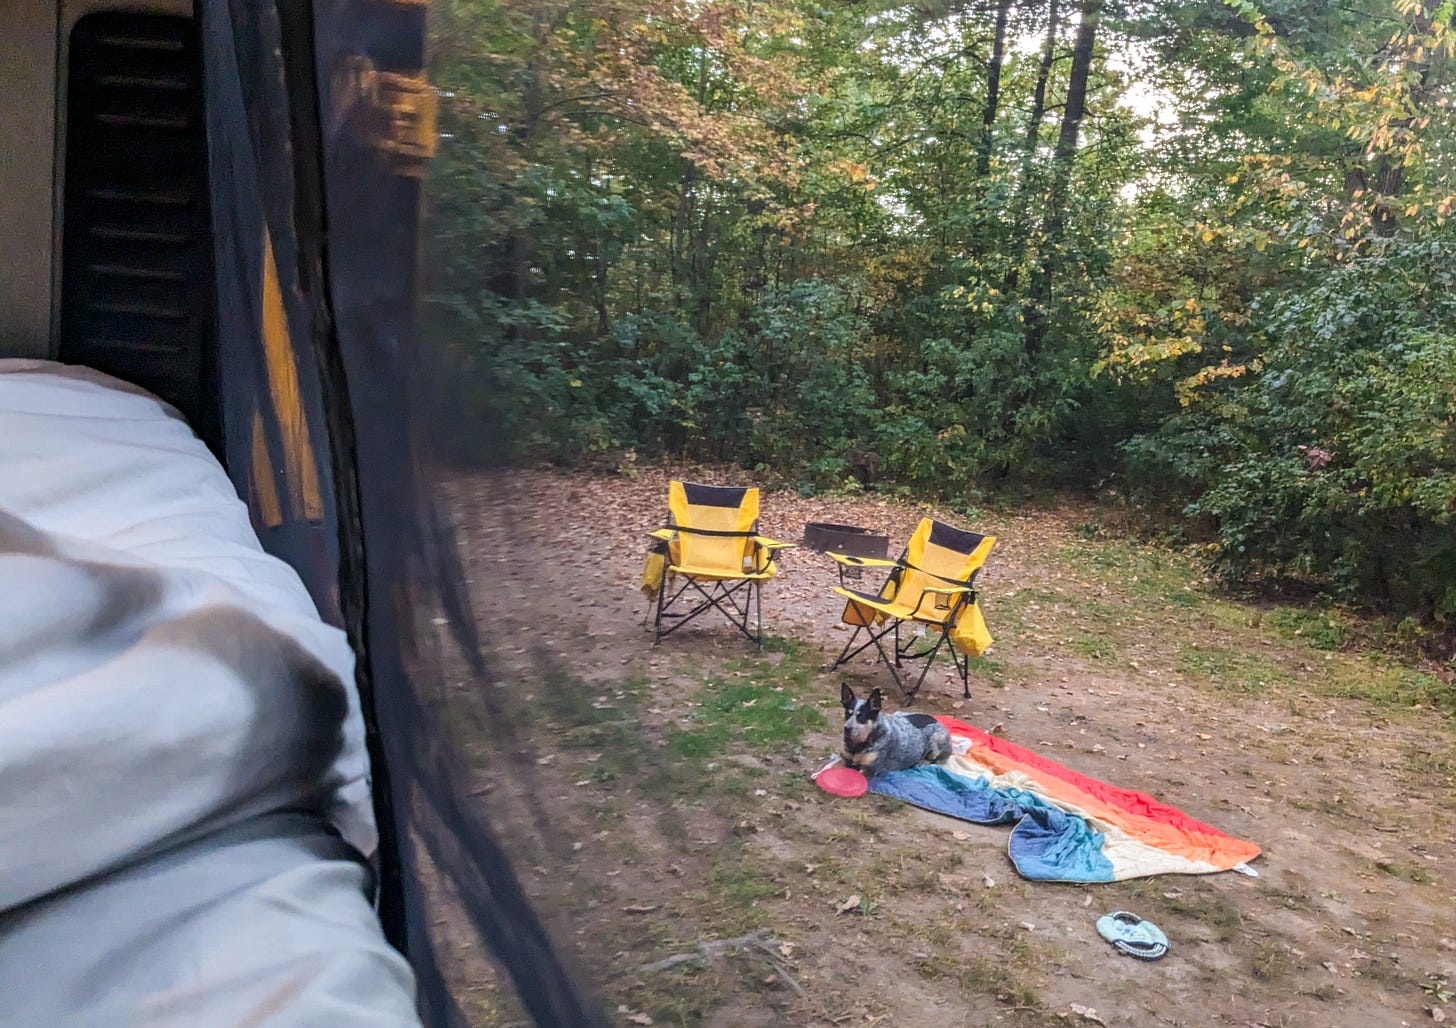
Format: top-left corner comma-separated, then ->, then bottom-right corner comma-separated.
423,0 -> 1456,632
1128,240 -> 1456,623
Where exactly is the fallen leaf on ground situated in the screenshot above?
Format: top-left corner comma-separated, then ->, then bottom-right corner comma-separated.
837,894 -> 862,914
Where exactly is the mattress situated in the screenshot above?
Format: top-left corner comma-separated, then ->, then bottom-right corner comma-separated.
0,359 -> 418,1025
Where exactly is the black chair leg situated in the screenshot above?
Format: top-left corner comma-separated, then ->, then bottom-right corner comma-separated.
902,629 -> 953,706
830,625 -> 864,670
755,581 -> 763,651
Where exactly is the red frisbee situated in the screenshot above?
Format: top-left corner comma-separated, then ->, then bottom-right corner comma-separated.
815,765 -> 868,798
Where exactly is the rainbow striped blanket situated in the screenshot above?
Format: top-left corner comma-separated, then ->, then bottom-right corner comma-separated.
868,717 -> 1261,881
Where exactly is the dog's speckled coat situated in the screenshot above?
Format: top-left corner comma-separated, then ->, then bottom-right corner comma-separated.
840,683 -> 952,776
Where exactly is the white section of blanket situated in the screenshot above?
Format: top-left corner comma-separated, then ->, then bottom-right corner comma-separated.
0,360 -> 417,1025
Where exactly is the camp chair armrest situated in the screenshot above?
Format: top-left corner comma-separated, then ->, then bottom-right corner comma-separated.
829,551 -> 902,589
745,537 -> 793,574
907,586 -> 972,621
829,551 -> 903,590
648,528 -> 676,541
827,552 -> 901,568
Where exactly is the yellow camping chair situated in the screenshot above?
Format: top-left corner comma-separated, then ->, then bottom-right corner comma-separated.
828,517 -> 995,703
642,481 -> 793,650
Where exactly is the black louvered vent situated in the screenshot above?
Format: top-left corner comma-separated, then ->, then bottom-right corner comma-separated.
60,12 -> 218,451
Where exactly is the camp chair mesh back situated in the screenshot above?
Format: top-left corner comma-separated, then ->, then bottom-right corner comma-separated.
669,482 -> 759,575
830,517 -> 995,704
643,481 -> 789,649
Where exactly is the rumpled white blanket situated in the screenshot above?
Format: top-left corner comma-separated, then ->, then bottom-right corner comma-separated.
0,360 -> 418,1025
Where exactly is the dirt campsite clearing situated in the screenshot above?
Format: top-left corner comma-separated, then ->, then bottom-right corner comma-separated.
432,465 -> 1456,1028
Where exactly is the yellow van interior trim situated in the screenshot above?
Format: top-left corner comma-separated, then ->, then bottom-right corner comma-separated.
261,228 -> 324,521
249,408 -> 284,528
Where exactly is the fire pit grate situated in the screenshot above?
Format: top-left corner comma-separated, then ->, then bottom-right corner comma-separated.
802,521 -> 890,560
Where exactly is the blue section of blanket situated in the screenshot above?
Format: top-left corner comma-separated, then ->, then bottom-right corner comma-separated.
868,765 -> 1115,882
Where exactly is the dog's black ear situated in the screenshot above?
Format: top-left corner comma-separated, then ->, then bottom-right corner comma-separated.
867,688 -> 883,714
840,681 -> 856,711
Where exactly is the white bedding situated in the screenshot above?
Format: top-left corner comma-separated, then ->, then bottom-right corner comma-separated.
0,359 -> 418,1025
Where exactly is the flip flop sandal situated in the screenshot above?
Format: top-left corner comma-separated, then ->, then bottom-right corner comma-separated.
1096,911 -> 1169,961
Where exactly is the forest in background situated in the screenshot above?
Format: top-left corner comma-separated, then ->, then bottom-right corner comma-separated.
420,0 -> 1456,637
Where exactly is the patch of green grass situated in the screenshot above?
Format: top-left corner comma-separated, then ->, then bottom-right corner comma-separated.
1287,793 -> 1358,821
757,633 -> 811,660
966,653 -> 1006,676
664,679 -> 825,761
1305,655 -> 1456,714
956,957 -> 1005,994
691,853 -> 780,935
1417,672 -> 1456,716
865,853 -> 942,895
534,669 -> 635,727
1266,606 -> 1349,650
1178,645 -> 1292,696
624,963 -> 733,1028
913,950 -> 1034,1008
1078,597 -> 1122,623
519,669 -> 648,781
1071,633 -> 1114,661
1060,540 -> 1206,609
914,951 -> 962,984
1250,940 -> 1299,980
1405,746 -> 1456,783
1378,861 -> 1436,885
661,638 -> 831,764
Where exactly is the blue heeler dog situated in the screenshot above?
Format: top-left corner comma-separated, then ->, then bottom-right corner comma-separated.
840,683 -> 953,776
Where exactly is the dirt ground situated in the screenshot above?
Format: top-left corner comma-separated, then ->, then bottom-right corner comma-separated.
430,465 -> 1456,1028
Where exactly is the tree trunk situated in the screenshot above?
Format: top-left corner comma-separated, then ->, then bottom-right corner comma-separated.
1003,0 -> 1059,292
594,241 -> 610,334
582,153 -> 610,334
1023,0 -> 1060,167
975,0 -> 1016,180
1024,0 -> 1100,362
